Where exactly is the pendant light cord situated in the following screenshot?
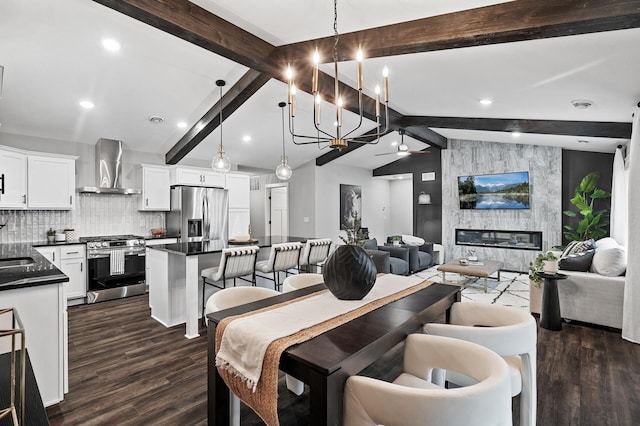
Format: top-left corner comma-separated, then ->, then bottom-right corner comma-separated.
219,84 -> 223,151
281,104 -> 286,156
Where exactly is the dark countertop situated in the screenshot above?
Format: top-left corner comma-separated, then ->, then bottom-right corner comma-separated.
31,240 -> 85,247
0,243 -> 68,291
144,234 -> 179,241
148,236 -> 309,256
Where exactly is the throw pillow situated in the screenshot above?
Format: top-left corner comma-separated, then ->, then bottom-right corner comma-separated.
561,239 -> 595,258
590,247 -> 627,276
558,249 -> 595,272
401,235 -> 425,246
363,239 -> 378,251
594,237 -> 619,251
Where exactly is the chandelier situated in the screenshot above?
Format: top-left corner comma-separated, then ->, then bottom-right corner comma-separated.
285,0 -> 389,150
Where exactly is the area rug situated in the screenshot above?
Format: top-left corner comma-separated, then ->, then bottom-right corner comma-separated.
414,266 -> 530,311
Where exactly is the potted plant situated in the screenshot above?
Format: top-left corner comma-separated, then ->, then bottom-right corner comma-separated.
528,251 -> 558,314
563,171 -> 611,242
47,228 -> 56,243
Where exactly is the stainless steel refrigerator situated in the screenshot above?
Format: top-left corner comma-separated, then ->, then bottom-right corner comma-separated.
167,185 -> 229,243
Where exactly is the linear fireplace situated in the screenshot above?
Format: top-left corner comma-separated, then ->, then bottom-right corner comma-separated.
455,229 -> 542,251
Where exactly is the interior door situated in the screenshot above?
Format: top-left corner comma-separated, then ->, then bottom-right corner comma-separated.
269,186 -> 288,238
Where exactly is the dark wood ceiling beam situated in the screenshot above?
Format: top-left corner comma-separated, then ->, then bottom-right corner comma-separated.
92,0 -> 279,74
165,70 -> 271,164
398,116 -> 632,139
275,0 -> 640,66
315,128 -> 393,166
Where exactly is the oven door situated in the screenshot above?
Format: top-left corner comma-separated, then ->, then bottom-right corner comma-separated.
87,251 -> 145,290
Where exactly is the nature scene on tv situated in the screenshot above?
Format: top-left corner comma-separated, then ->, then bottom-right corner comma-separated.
458,171 -> 530,209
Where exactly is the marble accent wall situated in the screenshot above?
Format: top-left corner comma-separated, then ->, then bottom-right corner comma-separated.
442,140 -> 562,272
0,194 -> 164,243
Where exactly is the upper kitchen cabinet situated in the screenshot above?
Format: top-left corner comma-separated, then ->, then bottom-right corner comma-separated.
139,165 -> 170,211
27,154 -> 77,209
0,147 -> 28,209
170,166 -> 225,188
225,174 -> 250,209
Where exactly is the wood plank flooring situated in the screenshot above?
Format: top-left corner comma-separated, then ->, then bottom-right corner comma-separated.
46,294 -> 640,425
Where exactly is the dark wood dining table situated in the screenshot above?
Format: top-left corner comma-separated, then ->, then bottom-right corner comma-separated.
207,281 -> 461,425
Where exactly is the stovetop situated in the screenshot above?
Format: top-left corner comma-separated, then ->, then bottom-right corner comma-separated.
79,234 -> 144,243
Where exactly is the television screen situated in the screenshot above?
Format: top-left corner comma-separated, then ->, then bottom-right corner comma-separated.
458,171 -> 530,209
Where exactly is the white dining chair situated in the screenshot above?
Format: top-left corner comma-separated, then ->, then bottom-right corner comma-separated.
281,272 -> 325,395
298,238 -> 332,273
200,245 -> 260,325
424,301 -> 537,426
343,334 -> 512,426
255,242 -> 303,290
204,286 -> 281,426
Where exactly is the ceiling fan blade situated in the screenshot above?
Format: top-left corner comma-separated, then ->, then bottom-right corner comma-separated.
408,151 -> 431,155
374,152 -> 397,156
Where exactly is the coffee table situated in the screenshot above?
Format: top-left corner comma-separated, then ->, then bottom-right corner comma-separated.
437,259 -> 504,292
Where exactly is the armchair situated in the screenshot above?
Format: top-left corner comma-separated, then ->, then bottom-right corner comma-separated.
363,238 -> 410,276
387,235 -> 435,273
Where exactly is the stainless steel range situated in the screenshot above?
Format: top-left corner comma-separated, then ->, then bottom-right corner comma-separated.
80,234 -> 146,303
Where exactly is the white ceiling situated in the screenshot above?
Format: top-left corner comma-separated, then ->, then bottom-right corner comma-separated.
0,0 -> 637,174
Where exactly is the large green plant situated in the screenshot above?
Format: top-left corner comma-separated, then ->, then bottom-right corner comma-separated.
563,171 -> 611,242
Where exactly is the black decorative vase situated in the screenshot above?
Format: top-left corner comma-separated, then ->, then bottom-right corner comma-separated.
323,245 -> 377,300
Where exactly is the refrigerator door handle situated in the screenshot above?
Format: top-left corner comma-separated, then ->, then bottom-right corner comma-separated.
203,191 -> 210,241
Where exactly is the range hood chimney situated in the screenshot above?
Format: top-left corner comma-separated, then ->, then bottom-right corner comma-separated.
78,139 -> 141,194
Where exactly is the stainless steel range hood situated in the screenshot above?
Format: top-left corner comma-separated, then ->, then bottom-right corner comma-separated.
77,138 -> 141,194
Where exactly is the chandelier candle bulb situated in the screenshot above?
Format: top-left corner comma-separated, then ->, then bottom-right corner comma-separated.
286,65 -> 293,104
356,48 -> 363,90
375,85 -> 381,117
383,67 -> 389,102
312,50 -> 319,93
337,97 -> 343,127
315,94 -> 322,125
291,84 -> 297,117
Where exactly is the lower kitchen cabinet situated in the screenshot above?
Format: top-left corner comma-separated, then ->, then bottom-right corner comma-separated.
35,244 -> 86,302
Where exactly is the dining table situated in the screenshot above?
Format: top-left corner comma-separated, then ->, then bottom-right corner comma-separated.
207,280 -> 461,425
147,235 -> 308,338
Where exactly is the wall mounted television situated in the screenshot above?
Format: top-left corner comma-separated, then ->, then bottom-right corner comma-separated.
458,171 -> 530,210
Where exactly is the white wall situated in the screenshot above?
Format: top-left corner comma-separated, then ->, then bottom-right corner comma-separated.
388,178 -> 413,236
288,161 -> 316,238
313,163 -> 391,246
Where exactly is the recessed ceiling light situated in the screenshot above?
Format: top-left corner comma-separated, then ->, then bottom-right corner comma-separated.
242,135 -> 252,142
102,38 -> 121,52
511,131 -> 521,137
571,99 -> 593,109
80,100 -> 94,109
391,140 -> 398,146
149,115 -> 164,124
479,99 -> 493,106
177,121 -> 188,129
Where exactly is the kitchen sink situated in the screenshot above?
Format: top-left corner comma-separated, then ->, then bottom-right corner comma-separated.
0,257 -> 35,269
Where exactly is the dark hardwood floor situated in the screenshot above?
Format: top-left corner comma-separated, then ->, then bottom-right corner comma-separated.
46,294 -> 640,425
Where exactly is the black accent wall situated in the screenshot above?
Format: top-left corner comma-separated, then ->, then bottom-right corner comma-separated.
561,149 -> 614,246
373,150 -> 443,244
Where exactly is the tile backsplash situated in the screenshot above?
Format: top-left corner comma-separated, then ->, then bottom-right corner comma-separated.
0,194 -> 164,243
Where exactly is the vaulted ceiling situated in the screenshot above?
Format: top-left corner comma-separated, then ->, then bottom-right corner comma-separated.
1,0 -> 638,173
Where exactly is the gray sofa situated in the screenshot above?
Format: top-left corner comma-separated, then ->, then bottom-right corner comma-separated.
386,236 -> 434,273
557,270 -> 625,329
363,239 -> 410,276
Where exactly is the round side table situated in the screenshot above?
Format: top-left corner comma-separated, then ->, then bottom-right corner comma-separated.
536,272 -> 568,331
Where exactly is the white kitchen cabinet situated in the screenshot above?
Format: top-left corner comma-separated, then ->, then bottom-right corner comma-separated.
140,165 -> 170,211
170,166 -> 225,188
27,155 -> 76,210
0,147 -> 27,209
226,173 -> 250,209
59,245 -> 86,300
229,208 -> 251,239
36,245 -> 86,301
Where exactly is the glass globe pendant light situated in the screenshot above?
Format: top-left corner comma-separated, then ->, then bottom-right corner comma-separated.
275,101 -> 292,181
211,79 -> 231,173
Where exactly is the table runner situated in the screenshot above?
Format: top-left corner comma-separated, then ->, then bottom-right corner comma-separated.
215,274 -> 432,425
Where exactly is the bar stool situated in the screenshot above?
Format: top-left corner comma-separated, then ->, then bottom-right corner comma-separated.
255,242 -> 303,290
298,238 -> 332,273
200,245 -> 260,326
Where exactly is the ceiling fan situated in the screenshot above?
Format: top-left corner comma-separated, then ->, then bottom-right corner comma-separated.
375,129 -> 431,157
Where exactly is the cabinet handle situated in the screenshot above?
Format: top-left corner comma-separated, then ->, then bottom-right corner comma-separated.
70,195 -> 73,205
23,194 -> 26,204
0,173 -> 4,194
80,262 -> 83,272
146,198 -> 148,206
67,251 -> 79,255
53,253 -> 55,262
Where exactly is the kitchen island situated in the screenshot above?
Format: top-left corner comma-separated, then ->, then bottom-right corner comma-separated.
0,243 -> 69,407
147,236 -> 307,338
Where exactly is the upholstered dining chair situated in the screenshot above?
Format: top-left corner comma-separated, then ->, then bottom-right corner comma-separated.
281,273 -> 325,395
424,302 -> 537,426
255,242 -> 304,290
298,238 -> 332,273
343,334 -> 512,426
204,286 -> 280,426
200,245 -> 260,325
